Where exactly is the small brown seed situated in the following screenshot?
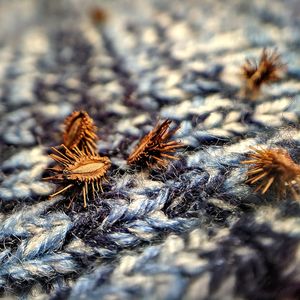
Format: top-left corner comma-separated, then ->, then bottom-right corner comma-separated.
127,119 -> 184,168
44,145 -> 111,208
63,111 -> 98,154
241,146 -> 300,198
240,48 -> 286,99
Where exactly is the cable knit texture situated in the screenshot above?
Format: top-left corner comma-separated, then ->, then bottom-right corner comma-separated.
0,0 -> 300,299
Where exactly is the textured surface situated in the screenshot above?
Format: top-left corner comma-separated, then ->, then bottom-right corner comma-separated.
0,0 -> 300,299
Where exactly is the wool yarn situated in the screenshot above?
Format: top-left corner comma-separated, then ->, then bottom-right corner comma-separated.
0,0 -> 300,299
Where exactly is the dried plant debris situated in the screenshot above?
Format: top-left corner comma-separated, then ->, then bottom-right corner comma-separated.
127,119 -> 184,168
241,146 -> 300,198
63,111 -> 98,154
241,48 -> 286,99
44,145 -> 111,208
89,6 -> 109,25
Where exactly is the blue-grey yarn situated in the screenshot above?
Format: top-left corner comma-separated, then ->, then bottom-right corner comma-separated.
0,0 -> 300,299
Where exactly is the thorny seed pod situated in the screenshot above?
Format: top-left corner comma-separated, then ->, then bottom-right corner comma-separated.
44,145 -> 111,208
63,111 -> 98,154
89,6 -> 108,25
127,119 -> 184,168
241,146 -> 300,198
240,48 -> 286,99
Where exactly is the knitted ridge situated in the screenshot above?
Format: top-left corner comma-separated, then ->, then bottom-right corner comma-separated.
0,0 -> 300,299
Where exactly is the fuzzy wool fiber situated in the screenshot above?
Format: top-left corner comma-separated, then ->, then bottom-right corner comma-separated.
0,0 -> 300,299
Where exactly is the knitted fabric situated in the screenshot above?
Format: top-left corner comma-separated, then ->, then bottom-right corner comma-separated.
0,0 -> 300,299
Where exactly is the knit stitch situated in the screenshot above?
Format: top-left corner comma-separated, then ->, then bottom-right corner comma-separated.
0,0 -> 300,299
